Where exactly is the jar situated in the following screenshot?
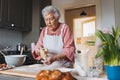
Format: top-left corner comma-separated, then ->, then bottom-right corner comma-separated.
16,43 -> 27,52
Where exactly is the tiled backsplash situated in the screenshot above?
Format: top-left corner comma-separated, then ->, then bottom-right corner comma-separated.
0,28 -> 22,50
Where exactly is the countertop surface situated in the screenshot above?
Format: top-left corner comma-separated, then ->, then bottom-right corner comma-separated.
0,64 -> 108,80
0,74 -> 34,80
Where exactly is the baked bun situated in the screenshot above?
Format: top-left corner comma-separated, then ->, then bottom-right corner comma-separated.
62,72 -> 76,80
36,69 -> 76,80
36,70 -> 51,80
49,70 -> 63,80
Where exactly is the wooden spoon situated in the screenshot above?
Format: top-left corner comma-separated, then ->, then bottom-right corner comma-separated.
20,47 -> 24,55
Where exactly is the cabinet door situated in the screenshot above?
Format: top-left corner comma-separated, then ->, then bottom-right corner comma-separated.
0,0 -> 9,27
8,0 -> 24,29
0,0 -> 32,31
23,0 -> 32,31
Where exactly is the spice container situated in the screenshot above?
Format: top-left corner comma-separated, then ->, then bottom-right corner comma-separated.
88,66 -> 99,77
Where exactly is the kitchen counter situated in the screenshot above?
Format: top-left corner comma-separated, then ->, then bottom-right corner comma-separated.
0,74 -> 108,80
0,74 -> 34,80
0,64 -> 108,80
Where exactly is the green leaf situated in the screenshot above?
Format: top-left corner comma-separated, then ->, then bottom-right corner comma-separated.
95,25 -> 120,65
115,25 -> 120,41
95,30 -> 105,42
96,47 -> 104,58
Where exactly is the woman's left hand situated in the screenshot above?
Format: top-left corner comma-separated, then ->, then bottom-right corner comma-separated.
43,57 -> 54,65
43,54 -> 66,65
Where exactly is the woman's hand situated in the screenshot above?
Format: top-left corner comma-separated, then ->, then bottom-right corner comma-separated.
35,48 -> 41,56
35,48 -> 48,59
40,48 -> 48,60
44,54 -> 66,65
44,57 -> 53,65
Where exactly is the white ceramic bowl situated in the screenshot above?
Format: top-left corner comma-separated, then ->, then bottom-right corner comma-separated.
5,55 -> 26,67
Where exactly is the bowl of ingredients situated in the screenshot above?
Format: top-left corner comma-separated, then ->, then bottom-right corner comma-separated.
4,55 -> 26,67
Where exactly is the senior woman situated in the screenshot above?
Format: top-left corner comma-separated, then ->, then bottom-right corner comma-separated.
32,5 -> 75,67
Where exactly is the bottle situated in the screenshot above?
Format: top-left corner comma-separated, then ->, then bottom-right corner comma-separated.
88,67 -> 94,77
88,66 -> 99,77
31,42 -> 35,52
92,66 -> 99,77
16,42 -> 21,51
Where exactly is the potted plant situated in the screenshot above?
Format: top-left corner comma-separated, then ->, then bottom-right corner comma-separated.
95,25 -> 120,80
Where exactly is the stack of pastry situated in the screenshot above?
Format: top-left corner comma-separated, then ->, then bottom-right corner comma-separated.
36,69 -> 76,80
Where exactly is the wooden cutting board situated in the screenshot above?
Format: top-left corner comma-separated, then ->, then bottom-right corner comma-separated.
0,64 -> 44,78
0,69 -> 37,78
0,63 -> 72,78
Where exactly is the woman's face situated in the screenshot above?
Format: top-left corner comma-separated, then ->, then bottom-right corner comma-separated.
44,12 -> 58,31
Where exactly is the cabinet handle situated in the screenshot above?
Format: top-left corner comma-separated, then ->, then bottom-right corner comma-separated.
11,24 -> 14,27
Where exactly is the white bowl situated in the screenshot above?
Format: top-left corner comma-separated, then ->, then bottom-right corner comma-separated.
5,55 -> 26,67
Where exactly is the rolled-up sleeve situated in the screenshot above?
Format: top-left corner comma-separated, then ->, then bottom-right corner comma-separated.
62,24 -> 76,62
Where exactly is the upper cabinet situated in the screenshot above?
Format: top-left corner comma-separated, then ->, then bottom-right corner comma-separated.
0,0 -> 32,31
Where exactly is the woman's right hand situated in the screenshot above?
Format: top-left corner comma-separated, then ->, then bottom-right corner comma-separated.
40,48 -> 48,60
35,48 -> 41,56
35,48 -> 48,59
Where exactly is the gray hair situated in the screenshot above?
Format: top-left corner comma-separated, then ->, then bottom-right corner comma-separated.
42,5 -> 60,20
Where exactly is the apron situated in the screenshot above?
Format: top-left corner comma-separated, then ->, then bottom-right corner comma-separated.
43,24 -> 72,67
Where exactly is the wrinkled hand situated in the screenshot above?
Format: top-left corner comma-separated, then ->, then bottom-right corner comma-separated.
43,55 -> 61,65
43,57 -> 52,65
43,54 -> 66,65
35,48 -> 48,59
43,56 -> 57,65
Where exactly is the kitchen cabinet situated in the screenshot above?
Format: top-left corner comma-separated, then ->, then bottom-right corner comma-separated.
0,0 -> 32,31
39,0 -> 51,32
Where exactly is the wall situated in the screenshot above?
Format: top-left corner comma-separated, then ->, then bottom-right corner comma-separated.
52,0 -> 96,22
52,0 -> 119,30
0,29 -> 22,50
52,0 -> 102,31
114,0 -> 120,44
101,0 -> 115,29
114,0 -> 120,26
65,5 -> 96,33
